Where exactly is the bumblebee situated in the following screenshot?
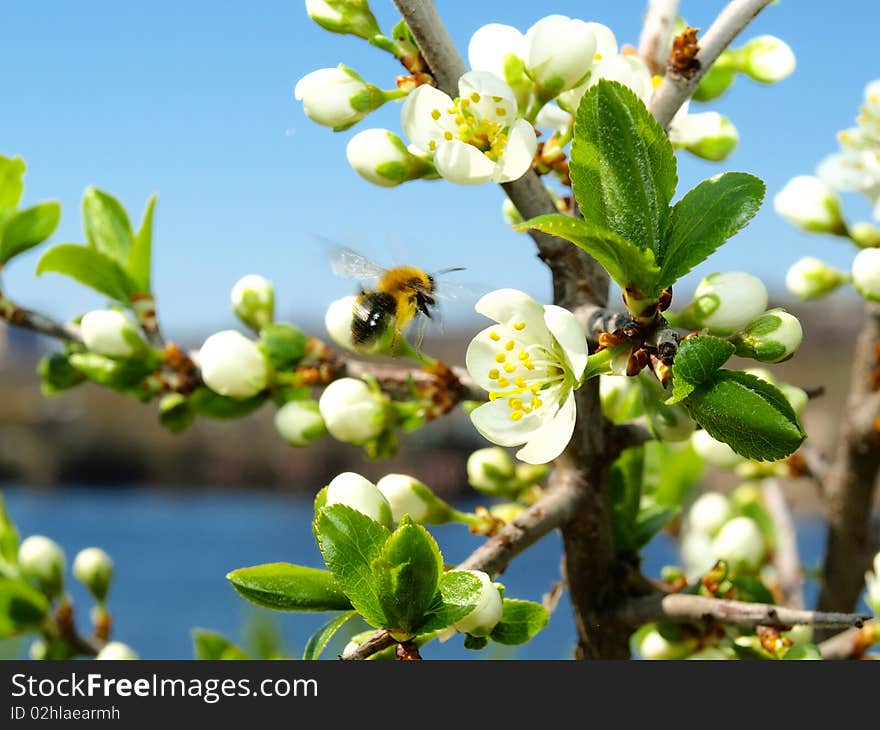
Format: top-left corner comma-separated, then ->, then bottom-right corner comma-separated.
330,247 -> 463,348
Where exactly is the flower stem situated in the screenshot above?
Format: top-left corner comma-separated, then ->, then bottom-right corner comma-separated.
369,34 -> 400,56
581,342 -> 632,382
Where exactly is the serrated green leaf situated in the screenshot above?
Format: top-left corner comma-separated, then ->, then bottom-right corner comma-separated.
519,214 -> 659,293
192,629 -> 250,660
668,335 -> 735,404
303,611 -> 358,660
372,516 -> 442,635
0,577 -> 50,638
82,187 -> 133,264
127,194 -> 156,293
314,504 -> 390,628
658,172 -> 765,289
0,202 -> 60,263
683,370 -> 805,461
611,446 -> 644,554
227,563 -> 353,612
489,599 -> 549,646
414,570 -> 483,634
37,244 -> 137,302
570,80 -> 677,255
0,157 -> 25,216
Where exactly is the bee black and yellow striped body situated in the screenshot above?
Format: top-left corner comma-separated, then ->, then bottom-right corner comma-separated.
350,266 -> 436,347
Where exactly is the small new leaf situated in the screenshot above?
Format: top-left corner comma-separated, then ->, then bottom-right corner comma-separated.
37,244 -> 138,302
414,570 -> 483,634
0,202 -> 61,263
0,577 -> 50,637
0,157 -> 26,215
302,611 -> 358,660
127,194 -> 157,293
683,370 -> 806,461
489,599 -> 549,645
82,187 -> 133,264
668,335 -> 735,404
192,629 -> 250,660
226,563 -> 353,612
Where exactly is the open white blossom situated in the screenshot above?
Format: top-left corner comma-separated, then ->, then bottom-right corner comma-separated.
466,289 -> 588,464
401,71 -> 536,185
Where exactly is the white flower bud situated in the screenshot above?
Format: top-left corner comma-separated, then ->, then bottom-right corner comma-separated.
524,15 -> 596,95
688,272 -> 769,335
318,377 -> 385,444
324,296 -> 362,352
198,330 -> 269,399
712,516 -> 766,570
80,310 -> 146,359
72,547 -> 113,602
688,493 -> 732,537
18,535 -> 65,597
680,529 -> 717,580
346,128 -> 433,187
376,473 -> 450,524
852,248 -> 880,303
305,0 -> 382,41
274,400 -> 326,446
450,570 -> 503,636
669,112 -> 739,162
691,430 -> 744,470
637,628 -> 689,660
774,175 -> 846,234
778,383 -> 809,416
558,54 -> 652,113
466,447 -> 515,496
294,66 -> 385,131
29,640 -> 48,660
230,274 -> 274,331
740,35 -> 796,83
850,222 -> 880,248
96,641 -> 138,660
732,308 -> 803,363
325,471 -> 392,526
785,257 -> 848,300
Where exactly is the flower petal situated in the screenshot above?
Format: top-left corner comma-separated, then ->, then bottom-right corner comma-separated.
585,22 -> 618,61
401,84 -> 457,154
467,23 -> 525,82
458,70 -> 517,124
493,118 -> 538,183
475,289 -> 551,347
515,389 -> 576,464
470,396 -> 544,447
543,304 -> 588,380
433,140 -> 496,185
466,326 -> 513,390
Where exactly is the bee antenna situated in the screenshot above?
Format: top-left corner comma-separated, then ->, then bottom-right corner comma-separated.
435,266 -> 466,275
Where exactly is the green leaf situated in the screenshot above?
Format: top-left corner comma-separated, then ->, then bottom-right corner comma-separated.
37,244 -> 137,302
192,629 -> 250,660
570,80 -> 677,255
259,323 -> 308,370
302,611 -> 358,660
0,203 -> 61,263
189,387 -> 265,419
658,172 -> 765,289
668,335 -> 735,404
127,194 -> 157,293
414,570 -> 483,633
519,214 -> 660,293
634,502 -> 679,549
68,352 -> 153,391
730,575 -> 775,604
0,157 -> 25,215
82,186 -> 133,264
683,370 -> 806,461
226,563 -> 353,612
610,446 -> 644,554
644,441 -> 704,509
0,577 -> 50,638
314,504 -> 391,628
463,634 -> 489,650
372,516 -> 442,635
489,599 -> 549,646
0,493 -> 19,568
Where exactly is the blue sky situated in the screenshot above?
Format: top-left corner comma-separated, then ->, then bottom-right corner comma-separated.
1,0 -> 877,340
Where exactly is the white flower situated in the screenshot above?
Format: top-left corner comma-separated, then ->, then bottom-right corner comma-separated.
450,570 -> 503,636
688,493 -> 732,537
851,222 -> 880,248
96,642 -> 138,660
231,274 -> 275,330
732,308 -> 803,364
72,547 -> 113,601
80,310 -> 146,359
318,377 -> 385,444
690,430 -> 744,470
534,103 -> 571,134
325,471 -> 392,526
466,289 -> 588,465
325,296 -> 362,352
305,0 -> 381,41
523,15 -> 596,95
774,175 -> 846,234
740,35 -> 796,84
466,447 -> 515,495
274,400 -> 326,446
468,23 -> 527,85
18,535 -> 65,596
785,257 -> 848,300
401,71 -> 536,185
680,530 -> 717,580
376,473 -> 450,524
295,66 -> 385,131
198,330 -> 270,399
688,272 -> 769,335
852,248 -> 880,302
712,516 -> 766,570
346,128 -> 433,187
669,110 -> 739,162
558,53 -> 652,114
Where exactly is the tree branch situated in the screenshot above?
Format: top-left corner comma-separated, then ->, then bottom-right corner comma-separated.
638,0 -> 681,76
344,360 -> 484,402
762,478 -> 805,609
817,620 -> 879,660
0,296 -> 82,343
615,593 -> 871,630
649,0 -> 774,129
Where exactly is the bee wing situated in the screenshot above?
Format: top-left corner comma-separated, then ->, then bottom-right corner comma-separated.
329,246 -> 388,281
433,278 -> 483,302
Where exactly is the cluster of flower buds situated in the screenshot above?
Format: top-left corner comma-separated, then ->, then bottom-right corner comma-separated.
466,447 -> 547,498
695,35 -> 796,103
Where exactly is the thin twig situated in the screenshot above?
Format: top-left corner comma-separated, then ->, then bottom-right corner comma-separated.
817,620 -> 878,660
638,0 -> 681,76
615,593 -> 871,630
762,478 -> 804,609
345,360 -> 484,402
0,296 -> 82,343
650,0 -> 775,129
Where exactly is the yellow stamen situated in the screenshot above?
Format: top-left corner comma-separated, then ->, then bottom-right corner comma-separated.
428,140 -> 437,151
595,53 -> 603,61
489,331 -> 500,341
518,351 -> 529,361
495,353 -> 506,363
504,363 -> 516,373
492,95 -> 502,102
444,131 -> 453,140
488,368 -> 500,380
496,107 -> 506,117
514,321 -> 526,330
431,109 -> 441,120
505,340 -> 515,351
531,398 -> 543,409
515,377 -> 526,388
497,377 -> 510,388
510,398 -> 523,410
510,411 -> 524,422
489,391 -> 498,401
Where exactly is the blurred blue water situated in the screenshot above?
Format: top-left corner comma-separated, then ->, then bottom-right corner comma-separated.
2,487 -> 828,659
